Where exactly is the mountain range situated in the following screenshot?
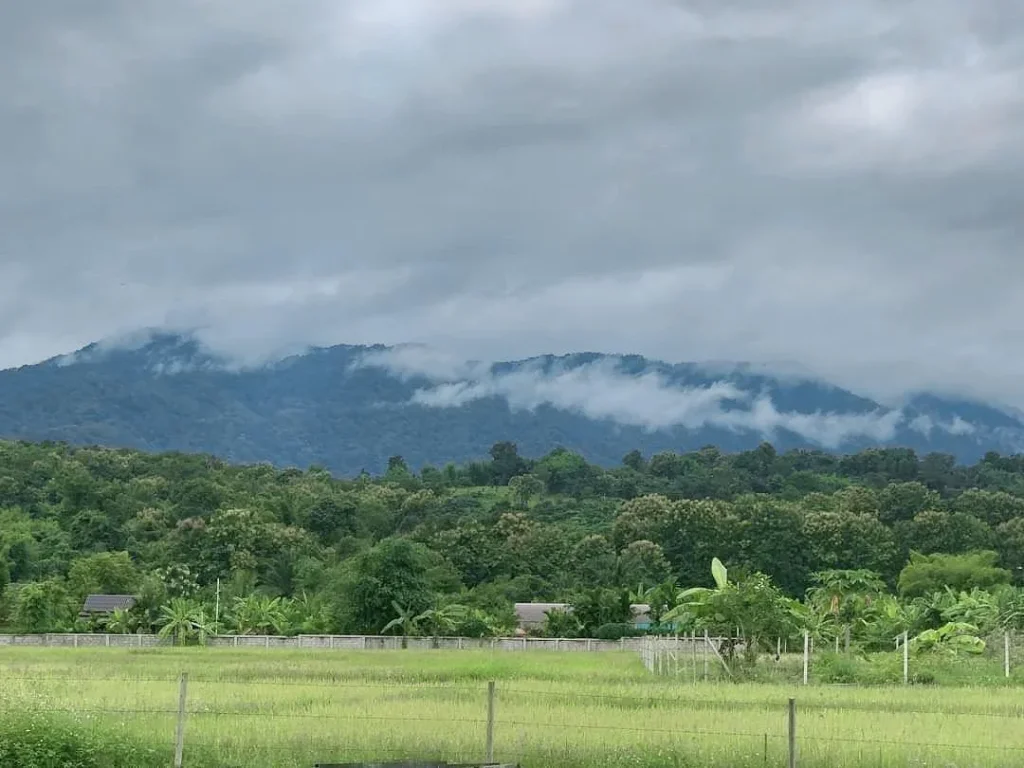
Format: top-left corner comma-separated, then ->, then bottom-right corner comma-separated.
0,332 -> 1021,474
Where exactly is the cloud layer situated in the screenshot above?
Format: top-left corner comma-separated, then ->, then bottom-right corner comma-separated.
357,348 -> 974,448
2,1 -> 1023,405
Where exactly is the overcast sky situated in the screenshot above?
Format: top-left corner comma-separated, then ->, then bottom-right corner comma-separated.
2,1 -> 1023,404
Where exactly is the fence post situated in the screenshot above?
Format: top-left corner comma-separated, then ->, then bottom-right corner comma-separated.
691,632 -> 697,683
787,698 -> 797,768
902,631 -> 909,685
174,672 -> 189,768
485,681 -> 496,763
1006,631 -> 1011,679
703,630 -> 709,681
802,631 -> 809,685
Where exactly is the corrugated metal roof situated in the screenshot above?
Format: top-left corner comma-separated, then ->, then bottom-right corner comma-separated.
515,602 -> 653,627
81,594 -> 137,614
514,602 -> 570,625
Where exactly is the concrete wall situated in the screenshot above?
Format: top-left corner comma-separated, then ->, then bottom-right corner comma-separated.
0,633 -> 661,652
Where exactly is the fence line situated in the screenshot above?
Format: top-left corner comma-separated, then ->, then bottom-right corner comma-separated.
5,675 -> 1024,766
0,632 -> 734,653
639,629 -> 1024,686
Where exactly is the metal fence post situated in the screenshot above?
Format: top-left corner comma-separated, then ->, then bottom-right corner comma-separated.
902,630 -> 909,685
703,630 -> 709,681
485,681 -> 496,763
1005,631 -> 1011,679
174,672 -> 188,768
802,631 -> 809,685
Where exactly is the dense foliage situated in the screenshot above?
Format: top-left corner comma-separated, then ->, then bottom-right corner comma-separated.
7,438 -> 1024,651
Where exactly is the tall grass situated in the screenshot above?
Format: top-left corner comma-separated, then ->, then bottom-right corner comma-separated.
2,647 -> 1024,767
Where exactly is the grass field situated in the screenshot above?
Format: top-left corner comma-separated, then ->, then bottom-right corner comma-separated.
3,647 -> 1024,767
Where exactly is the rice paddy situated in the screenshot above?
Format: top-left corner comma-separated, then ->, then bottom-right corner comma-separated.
2,646 -> 1024,767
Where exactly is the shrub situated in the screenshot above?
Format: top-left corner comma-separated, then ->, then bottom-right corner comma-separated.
0,713 -> 165,768
594,622 -> 639,640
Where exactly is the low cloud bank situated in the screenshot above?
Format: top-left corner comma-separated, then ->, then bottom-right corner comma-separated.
358,350 -> 938,448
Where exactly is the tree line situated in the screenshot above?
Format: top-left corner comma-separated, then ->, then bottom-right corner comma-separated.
4,439 -> 1024,651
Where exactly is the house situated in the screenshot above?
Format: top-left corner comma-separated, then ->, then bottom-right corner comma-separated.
514,602 -> 570,632
79,594 -> 137,620
515,602 -> 659,632
630,603 -> 653,629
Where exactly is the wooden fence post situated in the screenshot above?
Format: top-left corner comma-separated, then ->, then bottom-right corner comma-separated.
174,673 -> 188,768
485,681 -> 496,763
787,698 -> 797,768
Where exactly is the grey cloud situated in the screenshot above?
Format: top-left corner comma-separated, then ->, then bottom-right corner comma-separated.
908,414 -> 976,437
362,350 -> 906,448
2,1 -> 1024,408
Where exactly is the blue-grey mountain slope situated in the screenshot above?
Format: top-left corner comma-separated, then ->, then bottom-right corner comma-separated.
0,333 -> 1020,473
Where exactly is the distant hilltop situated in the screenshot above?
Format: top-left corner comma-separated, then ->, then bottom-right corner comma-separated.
0,331 -> 1020,474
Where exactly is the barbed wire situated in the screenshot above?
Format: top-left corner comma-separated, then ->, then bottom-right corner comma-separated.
7,674 -> 1024,721
7,701 -> 1024,755
499,685 -> 1024,719
0,674 -> 488,690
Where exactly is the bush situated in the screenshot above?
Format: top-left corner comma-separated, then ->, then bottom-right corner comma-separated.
812,652 -> 862,684
594,622 -> 639,640
0,713 -> 166,768
811,652 -> 901,685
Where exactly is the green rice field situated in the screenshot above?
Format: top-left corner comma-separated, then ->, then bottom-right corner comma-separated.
2,647 -> 1024,767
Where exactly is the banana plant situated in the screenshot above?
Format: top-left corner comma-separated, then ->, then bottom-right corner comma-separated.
661,558 -> 723,632
911,621 -> 985,655
663,558 -> 803,666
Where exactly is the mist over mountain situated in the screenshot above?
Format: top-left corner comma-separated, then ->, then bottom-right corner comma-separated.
0,332 -> 1019,474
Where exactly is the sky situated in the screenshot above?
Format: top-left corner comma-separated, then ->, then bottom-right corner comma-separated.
2,1 -> 1024,406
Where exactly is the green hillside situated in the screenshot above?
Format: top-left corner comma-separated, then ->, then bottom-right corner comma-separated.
5,438 -> 1024,648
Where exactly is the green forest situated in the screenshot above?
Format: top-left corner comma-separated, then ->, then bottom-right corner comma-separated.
5,438 -> 1024,657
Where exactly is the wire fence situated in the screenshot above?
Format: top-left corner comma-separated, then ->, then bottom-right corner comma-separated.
5,670 -> 1024,767
639,630 -> 1024,686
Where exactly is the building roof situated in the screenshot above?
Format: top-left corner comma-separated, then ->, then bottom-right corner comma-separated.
515,602 -> 655,627
514,602 -> 570,625
80,594 -> 137,614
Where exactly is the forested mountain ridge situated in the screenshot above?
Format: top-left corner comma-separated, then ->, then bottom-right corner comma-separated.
5,437 -> 1024,638
0,333 -> 1022,474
